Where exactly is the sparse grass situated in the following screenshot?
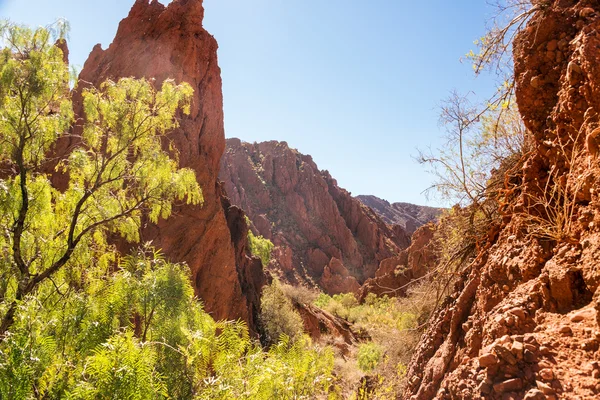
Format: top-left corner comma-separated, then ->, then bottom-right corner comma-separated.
520,129 -> 588,244
304,286 -> 438,397
315,292 -> 417,332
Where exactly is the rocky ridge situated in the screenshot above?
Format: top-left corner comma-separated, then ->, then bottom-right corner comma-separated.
358,224 -> 436,301
70,0 -> 265,333
219,139 -> 410,294
357,195 -> 443,235
405,2 -> 600,399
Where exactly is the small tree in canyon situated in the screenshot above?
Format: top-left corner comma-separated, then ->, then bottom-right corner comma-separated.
0,22 -> 201,336
416,0 -> 536,309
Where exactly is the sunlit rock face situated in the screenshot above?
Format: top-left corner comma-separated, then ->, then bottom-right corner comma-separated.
72,0 -> 265,333
220,138 -> 410,294
358,224 -> 436,301
356,195 -> 442,235
404,2 -> 600,399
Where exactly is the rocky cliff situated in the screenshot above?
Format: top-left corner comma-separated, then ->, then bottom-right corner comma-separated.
358,224 -> 436,301
405,2 -> 600,399
219,139 -> 410,294
70,0 -> 264,333
357,195 -> 443,235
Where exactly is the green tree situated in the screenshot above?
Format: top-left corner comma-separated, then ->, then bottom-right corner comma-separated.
0,22 -> 200,335
0,22 -> 336,400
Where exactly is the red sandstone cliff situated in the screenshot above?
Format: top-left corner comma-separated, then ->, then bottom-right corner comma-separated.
219,139 -> 409,294
357,195 -> 442,235
71,0 -> 264,332
405,2 -> 600,399
358,224 -> 436,301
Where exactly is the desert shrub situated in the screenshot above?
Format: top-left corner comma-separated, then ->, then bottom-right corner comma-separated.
335,293 -> 359,308
280,283 -> 320,305
314,292 -> 333,308
260,281 -> 305,345
357,342 -> 383,372
248,230 -> 274,266
310,282 -> 441,397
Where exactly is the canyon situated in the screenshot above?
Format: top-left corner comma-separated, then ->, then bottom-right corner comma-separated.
56,0 -> 600,398
219,138 -> 440,295
357,195 -> 442,235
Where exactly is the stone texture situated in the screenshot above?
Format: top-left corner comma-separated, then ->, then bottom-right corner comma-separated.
69,0 -> 265,333
358,224 -> 436,300
357,194 -> 442,235
219,139 -> 409,294
403,2 -> 600,399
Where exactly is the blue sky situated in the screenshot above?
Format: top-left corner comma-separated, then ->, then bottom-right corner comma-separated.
0,0 -> 500,206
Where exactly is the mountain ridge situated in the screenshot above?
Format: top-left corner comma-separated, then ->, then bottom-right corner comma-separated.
219,138 -> 410,294
356,194 -> 443,234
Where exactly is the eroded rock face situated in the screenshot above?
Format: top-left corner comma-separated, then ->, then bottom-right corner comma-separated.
72,0 -> 264,332
358,224 -> 436,301
219,139 -> 409,294
293,300 -> 361,355
405,2 -> 600,399
357,195 -> 442,235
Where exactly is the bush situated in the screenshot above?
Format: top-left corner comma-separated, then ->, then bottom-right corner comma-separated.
310,286 -> 438,396
260,281 -> 305,345
248,230 -> 274,266
314,293 -> 332,308
0,248 -> 336,399
280,283 -> 319,305
357,342 -> 383,372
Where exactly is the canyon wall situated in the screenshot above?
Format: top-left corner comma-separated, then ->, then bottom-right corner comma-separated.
358,224 -> 436,301
219,139 -> 410,294
72,0 -> 264,332
357,195 -> 442,235
405,2 -> 600,399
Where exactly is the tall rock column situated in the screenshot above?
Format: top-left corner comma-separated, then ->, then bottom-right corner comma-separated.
72,0 -> 264,332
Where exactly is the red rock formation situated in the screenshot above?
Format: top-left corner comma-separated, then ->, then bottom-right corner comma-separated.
358,224 -> 436,301
71,0 -> 264,332
405,2 -> 600,399
220,139 -> 409,294
357,195 -> 443,235
293,300 -> 361,355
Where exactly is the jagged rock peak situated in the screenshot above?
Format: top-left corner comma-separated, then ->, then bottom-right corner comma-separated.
74,0 -> 264,333
357,194 -> 443,235
220,138 -> 410,295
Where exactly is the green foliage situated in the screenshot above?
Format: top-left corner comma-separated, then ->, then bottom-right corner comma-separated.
69,332 -> 168,399
357,342 -> 383,372
315,293 -> 417,331
0,247 -> 336,400
260,281 -> 305,346
0,22 -> 335,400
312,290 -> 431,396
0,21 -> 201,336
314,292 -> 333,308
248,230 -> 274,266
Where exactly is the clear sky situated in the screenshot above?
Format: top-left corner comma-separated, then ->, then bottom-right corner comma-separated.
0,0 -> 500,207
